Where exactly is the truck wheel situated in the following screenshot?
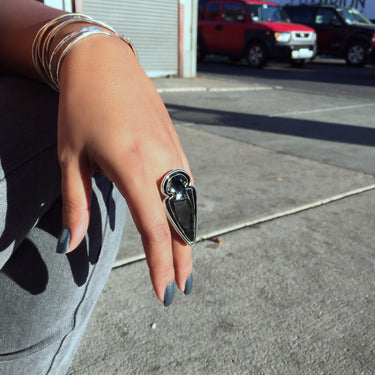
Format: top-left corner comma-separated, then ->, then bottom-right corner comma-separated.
345,42 -> 367,67
246,42 -> 267,68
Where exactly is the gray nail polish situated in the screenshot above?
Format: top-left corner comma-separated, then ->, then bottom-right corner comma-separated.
164,282 -> 175,307
56,228 -> 70,254
184,273 -> 193,295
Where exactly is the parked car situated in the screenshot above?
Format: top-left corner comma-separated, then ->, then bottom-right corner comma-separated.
283,4 -> 375,66
198,0 -> 317,68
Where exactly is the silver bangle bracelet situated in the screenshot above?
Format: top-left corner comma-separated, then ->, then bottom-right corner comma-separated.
54,29 -> 113,91
32,13 -> 137,92
48,26 -> 99,83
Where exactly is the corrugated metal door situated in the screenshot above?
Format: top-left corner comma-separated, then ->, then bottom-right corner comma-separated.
80,0 -> 179,77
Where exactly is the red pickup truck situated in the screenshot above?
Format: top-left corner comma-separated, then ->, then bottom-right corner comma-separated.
198,0 -> 317,68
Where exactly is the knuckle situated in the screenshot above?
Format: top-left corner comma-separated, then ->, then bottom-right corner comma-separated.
121,141 -> 142,161
62,199 -> 88,217
149,262 -> 174,280
142,222 -> 172,247
58,149 -> 75,169
124,134 -> 176,161
158,138 -> 176,156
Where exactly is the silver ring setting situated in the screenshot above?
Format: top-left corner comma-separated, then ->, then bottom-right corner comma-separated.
161,169 -> 197,246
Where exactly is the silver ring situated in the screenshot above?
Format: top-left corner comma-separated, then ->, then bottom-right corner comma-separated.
161,169 -> 197,246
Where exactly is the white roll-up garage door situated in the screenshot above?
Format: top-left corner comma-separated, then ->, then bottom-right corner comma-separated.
80,0 -> 179,77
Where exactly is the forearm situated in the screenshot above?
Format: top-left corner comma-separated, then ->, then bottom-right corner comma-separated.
0,0 -> 194,306
0,0 -> 65,78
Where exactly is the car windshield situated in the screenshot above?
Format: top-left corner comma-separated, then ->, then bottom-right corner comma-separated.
337,8 -> 372,25
247,4 -> 290,22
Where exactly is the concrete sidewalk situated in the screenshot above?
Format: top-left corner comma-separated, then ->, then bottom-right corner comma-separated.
68,77 -> 375,374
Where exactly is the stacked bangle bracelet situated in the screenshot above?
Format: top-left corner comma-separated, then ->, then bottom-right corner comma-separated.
32,13 -> 137,92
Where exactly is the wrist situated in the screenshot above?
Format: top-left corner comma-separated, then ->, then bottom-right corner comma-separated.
32,13 -> 136,91
59,33 -> 139,92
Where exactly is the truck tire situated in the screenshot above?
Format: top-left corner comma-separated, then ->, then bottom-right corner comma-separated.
345,41 -> 367,67
246,41 -> 268,68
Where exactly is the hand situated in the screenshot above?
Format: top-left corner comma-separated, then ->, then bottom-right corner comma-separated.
56,35 -> 193,305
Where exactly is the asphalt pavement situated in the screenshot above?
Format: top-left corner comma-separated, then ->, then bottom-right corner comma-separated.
68,71 -> 375,374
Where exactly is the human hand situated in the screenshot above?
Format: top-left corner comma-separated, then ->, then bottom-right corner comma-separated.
56,35 -> 193,305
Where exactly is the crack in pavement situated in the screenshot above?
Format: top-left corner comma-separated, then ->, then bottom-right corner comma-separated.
112,183 -> 375,269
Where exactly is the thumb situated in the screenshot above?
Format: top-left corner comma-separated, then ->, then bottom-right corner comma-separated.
56,159 -> 92,254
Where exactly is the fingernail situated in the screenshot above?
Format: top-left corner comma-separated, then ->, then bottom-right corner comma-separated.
164,282 -> 175,307
184,273 -> 193,295
56,228 -> 70,254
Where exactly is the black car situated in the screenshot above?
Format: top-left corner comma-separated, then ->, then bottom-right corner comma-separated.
283,4 -> 375,66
